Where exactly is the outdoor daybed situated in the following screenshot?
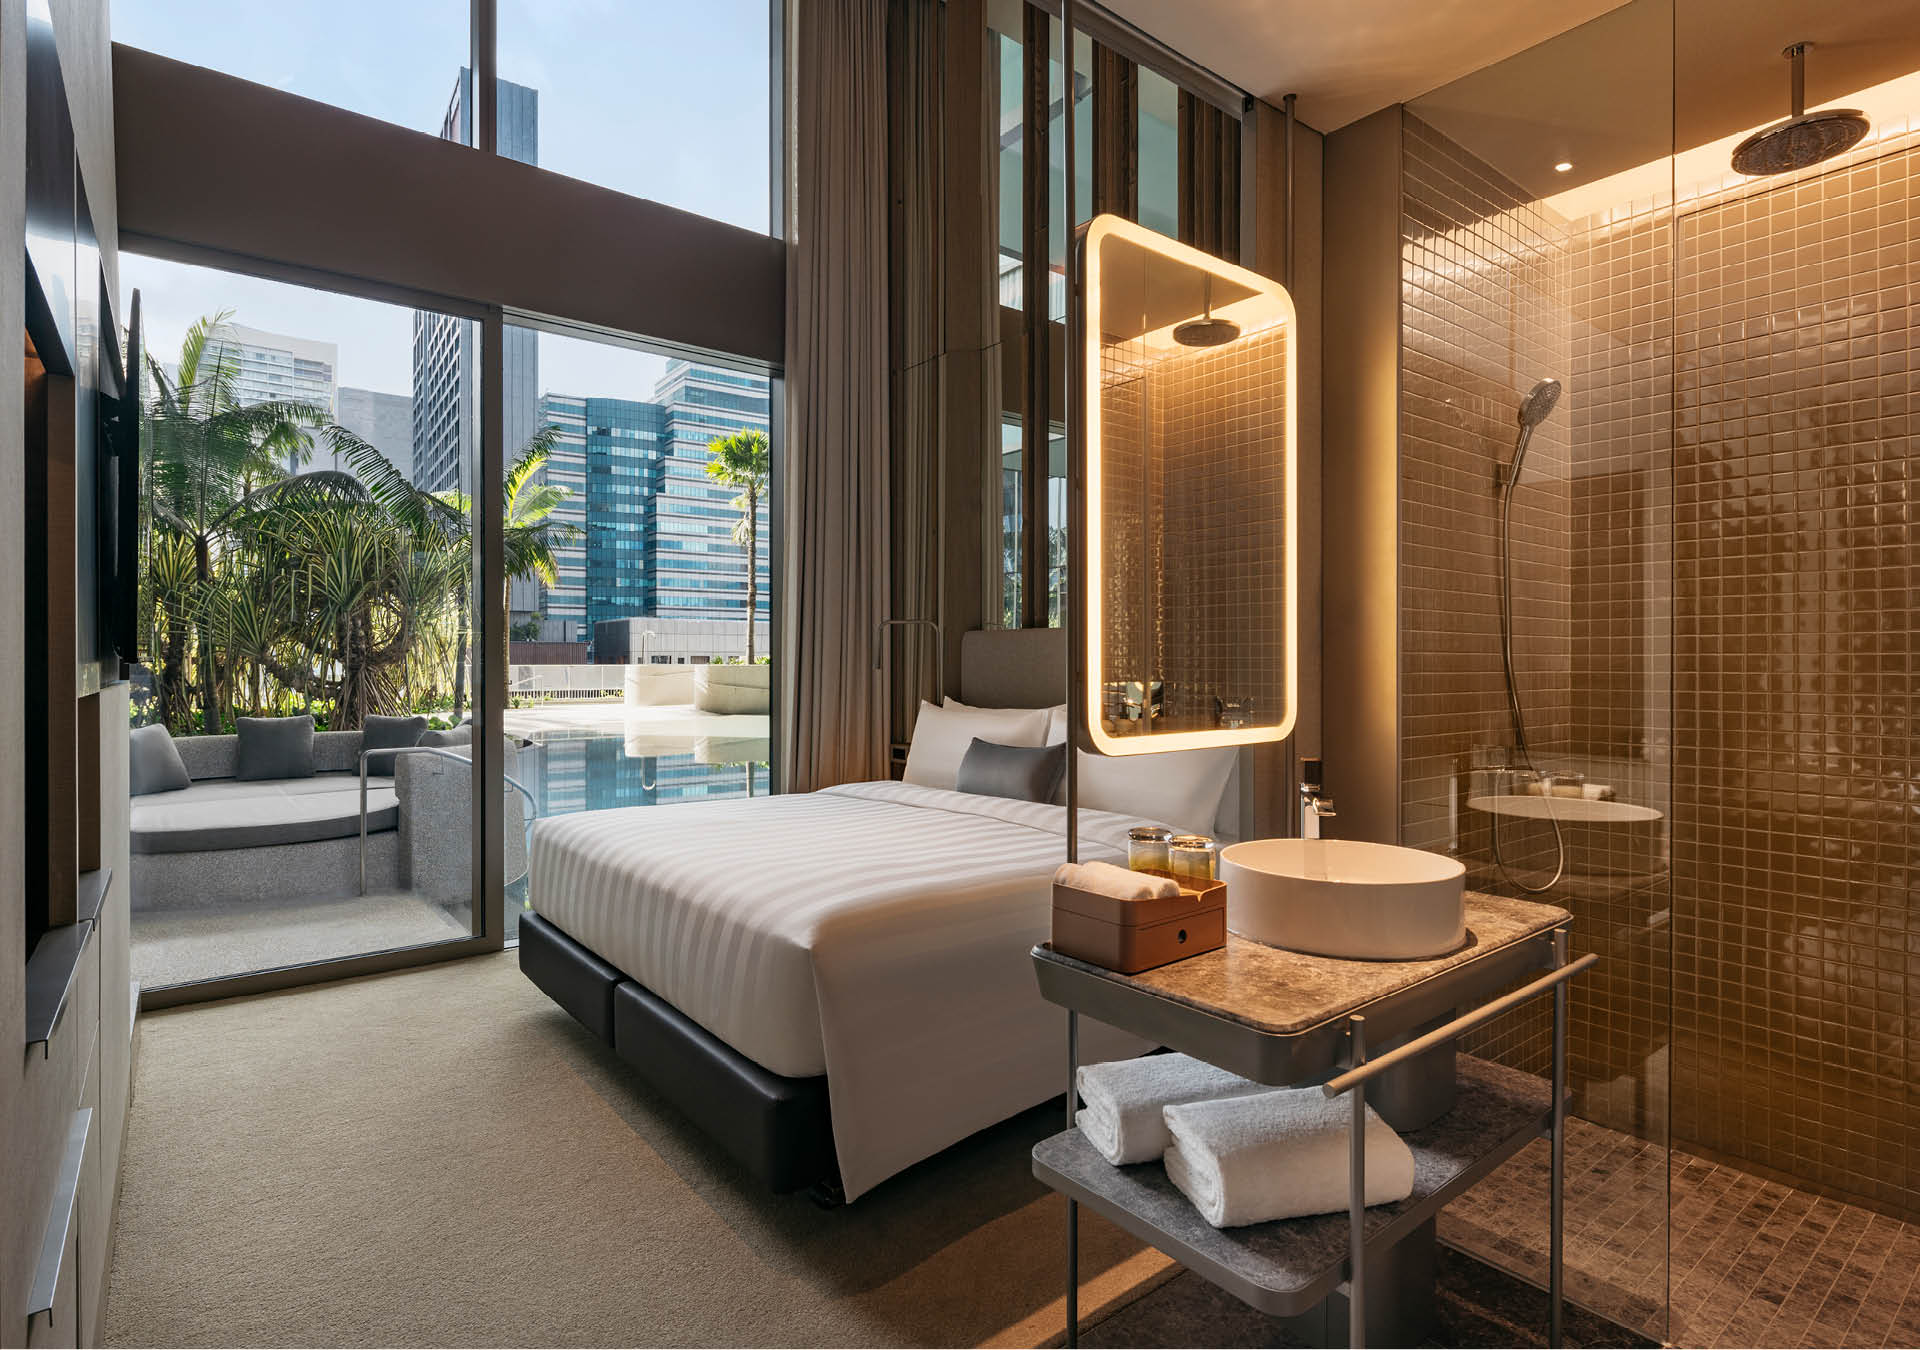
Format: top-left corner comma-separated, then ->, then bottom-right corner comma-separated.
129,721 -> 525,911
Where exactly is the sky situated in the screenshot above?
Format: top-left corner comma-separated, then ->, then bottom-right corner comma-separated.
113,0 -> 771,399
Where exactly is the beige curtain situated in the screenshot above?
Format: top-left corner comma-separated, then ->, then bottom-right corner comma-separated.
781,0 -> 891,792
886,0 -> 942,754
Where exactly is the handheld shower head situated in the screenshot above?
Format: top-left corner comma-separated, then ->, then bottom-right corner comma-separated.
1499,378 -> 1562,491
1517,378 -> 1562,430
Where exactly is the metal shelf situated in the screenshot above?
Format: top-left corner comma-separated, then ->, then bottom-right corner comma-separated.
25,922 -> 91,1056
26,869 -> 110,1055
26,1108 -> 92,1333
1032,1054 -> 1551,1318
75,867 -> 111,925
1034,916 -> 1589,1347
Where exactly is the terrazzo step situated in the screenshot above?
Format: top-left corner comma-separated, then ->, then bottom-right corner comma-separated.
1032,1054 -> 1555,1318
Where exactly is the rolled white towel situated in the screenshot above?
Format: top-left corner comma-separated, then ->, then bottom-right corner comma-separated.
1162,1089 -> 1416,1228
1054,860 -> 1179,901
1076,1054 -> 1269,1165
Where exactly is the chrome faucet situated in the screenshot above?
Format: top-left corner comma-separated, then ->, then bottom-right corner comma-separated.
1299,756 -> 1337,840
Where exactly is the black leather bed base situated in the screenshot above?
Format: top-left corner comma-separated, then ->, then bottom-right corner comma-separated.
518,911 -> 837,1194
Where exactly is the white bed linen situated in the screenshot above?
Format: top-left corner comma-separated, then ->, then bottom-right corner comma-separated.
529,780 -> 1152,1199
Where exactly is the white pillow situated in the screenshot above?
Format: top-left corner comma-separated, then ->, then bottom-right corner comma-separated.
902,699 -> 1051,790
1042,703 -> 1068,745
1074,747 -> 1237,835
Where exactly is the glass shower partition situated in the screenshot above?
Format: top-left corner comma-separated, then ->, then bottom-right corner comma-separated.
1398,3 -> 1678,1340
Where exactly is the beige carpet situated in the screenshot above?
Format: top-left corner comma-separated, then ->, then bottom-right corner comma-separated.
104,952 -> 1176,1347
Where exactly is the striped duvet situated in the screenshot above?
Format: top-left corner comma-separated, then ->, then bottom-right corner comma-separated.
529,780 -> 1153,1199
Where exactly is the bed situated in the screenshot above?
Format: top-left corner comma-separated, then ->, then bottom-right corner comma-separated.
521,628 -> 1238,1201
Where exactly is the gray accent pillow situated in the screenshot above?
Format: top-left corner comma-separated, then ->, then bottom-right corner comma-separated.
955,737 -> 1067,803
419,723 -> 473,749
129,723 -> 191,796
235,715 -> 316,782
361,714 -> 429,775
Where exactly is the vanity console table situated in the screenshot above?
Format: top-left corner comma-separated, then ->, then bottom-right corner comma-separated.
1031,893 -> 1593,1348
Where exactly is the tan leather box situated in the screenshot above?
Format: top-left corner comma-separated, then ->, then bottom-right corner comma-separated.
1051,876 -> 1226,974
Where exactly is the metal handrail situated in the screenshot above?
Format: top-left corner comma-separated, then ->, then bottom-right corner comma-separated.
359,745 -> 539,896
1322,930 -> 1590,1348
1320,950 -> 1599,1097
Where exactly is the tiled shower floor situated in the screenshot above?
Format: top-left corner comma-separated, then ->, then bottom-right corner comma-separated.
1442,1118 -> 1920,1348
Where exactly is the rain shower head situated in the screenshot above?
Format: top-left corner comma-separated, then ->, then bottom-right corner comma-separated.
1517,378 -> 1563,430
1172,275 -> 1241,347
1171,316 -> 1241,347
1732,43 -> 1869,176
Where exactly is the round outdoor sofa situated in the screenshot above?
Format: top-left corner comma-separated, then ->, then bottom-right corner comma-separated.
130,725 -> 525,911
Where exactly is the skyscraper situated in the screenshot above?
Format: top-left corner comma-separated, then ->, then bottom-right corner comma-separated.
191,322 -> 337,475
410,71 -> 538,498
651,361 -> 770,623
534,365 -> 769,649
581,395 -> 668,636
198,322 -> 337,416
531,392 -> 592,642
333,387 -> 414,481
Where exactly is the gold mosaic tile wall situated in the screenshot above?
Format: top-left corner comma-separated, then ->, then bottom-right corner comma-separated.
1156,328 -> 1293,728
1096,327 -> 1293,734
1566,202 -> 1678,1138
1397,115 -> 1584,1085
1400,110 -> 1918,1220
1399,116 -> 1574,874
1669,135 -> 1919,1219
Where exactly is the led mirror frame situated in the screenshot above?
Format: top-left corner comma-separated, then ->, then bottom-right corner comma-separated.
1079,213 -> 1299,756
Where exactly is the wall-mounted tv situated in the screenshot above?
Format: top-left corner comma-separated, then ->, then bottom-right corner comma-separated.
98,288 -> 142,669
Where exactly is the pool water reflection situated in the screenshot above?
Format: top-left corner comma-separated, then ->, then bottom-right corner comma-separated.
508,729 -> 772,939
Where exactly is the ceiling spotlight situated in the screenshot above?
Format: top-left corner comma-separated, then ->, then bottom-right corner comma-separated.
1553,161 -> 1573,173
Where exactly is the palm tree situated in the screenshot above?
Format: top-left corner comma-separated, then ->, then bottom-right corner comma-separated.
337,427 -> 579,719
144,311 -> 326,733
705,429 -> 770,662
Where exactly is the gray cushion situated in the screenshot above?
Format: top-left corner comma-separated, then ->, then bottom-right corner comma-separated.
235,715 -> 316,781
129,774 -> 397,853
955,738 -> 1067,803
362,714 -> 429,774
420,724 -> 473,749
129,723 -> 191,796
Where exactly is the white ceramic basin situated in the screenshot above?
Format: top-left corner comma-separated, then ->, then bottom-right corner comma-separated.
1219,838 -> 1467,960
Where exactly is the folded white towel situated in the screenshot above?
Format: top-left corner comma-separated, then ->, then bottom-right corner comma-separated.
1054,860 -> 1180,901
1076,1054 -> 1268,1165
1162,1089 -> 1417,1228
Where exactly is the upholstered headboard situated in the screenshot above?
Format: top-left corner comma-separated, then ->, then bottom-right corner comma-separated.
959,627 -> 1068,709
954,626 -> 1245,840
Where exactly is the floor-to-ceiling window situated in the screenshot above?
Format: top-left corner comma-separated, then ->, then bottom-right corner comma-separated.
112,0 -> 785,999
111,0 -> 470,137
501,326 -> 775,941
122,253 -> 494,990
985,1 -> 1244,628
497,1 -> 774,234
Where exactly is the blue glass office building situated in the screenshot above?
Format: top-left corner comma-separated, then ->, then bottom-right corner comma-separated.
535,365 -> 769,646
650,361 -> 770,623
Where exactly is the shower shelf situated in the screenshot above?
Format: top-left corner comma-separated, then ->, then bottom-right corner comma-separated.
1468,795 -> 1662,824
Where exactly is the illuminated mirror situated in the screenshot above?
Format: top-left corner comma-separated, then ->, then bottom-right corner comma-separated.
1077,214 -> 1297,755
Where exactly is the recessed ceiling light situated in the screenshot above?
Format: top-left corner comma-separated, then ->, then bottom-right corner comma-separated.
1554,161 -> 1574,173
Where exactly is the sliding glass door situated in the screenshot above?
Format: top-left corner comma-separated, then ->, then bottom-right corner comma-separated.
123,251 -> 498,994
500,324 -> 776,940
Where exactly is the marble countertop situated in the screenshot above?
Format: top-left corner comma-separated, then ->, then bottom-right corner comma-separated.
1036,891 -> 1569,1037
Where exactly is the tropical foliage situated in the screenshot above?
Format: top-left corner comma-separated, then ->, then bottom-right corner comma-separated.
139,314 -> 579,735
704,428 -> 770,662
